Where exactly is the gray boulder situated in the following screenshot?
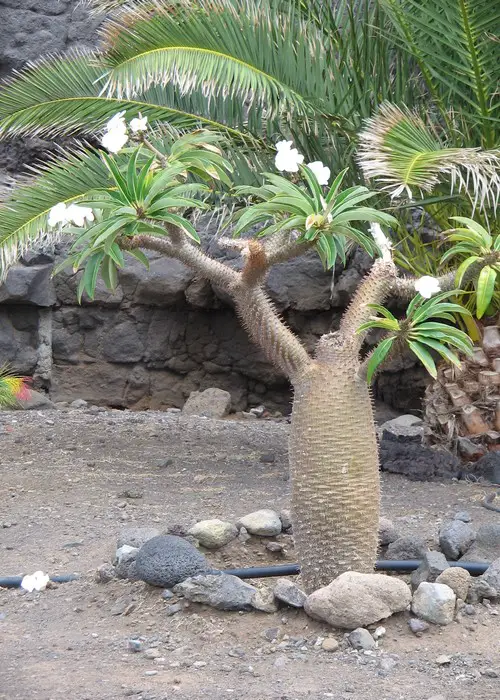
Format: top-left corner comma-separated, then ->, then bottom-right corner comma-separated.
473,452 -> 500,485
0,264 -> 56,307
304,572 -> 411,629
273,578 -> 307,608
439,520 -> 476,560
174,573 -> 257,611
182,388 -> 231,419
9,389 -> 55,411
462,524 -> 500,562
348,628 -> 376,651
378,517 -> 399,546
411,582 -> 456,625
237,509 -> 282,537
380,415 -> 424,444
135,535 -> 210,588
114,545 -> 139,580
410,551 -> 449,590
187,519 -> 238,549
386,536 -> 428,561
117,527 -> 161,550
468,558 -> 500,602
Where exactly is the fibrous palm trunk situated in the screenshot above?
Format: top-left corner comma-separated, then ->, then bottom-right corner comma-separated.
289,352 -> 380,592
425,323 -> 500,458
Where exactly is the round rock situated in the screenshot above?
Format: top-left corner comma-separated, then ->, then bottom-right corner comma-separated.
304,572 -> 411,630
438,520 -> 476,560
411,582 -> 456,625
436,567 -> 471,601
187,519 -> 238,549
135,535 -> 210,588
237,509 -> 282,537
378,517 -> 399,546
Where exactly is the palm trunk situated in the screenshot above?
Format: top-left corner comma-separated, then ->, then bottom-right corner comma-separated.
289,351 -> 380,593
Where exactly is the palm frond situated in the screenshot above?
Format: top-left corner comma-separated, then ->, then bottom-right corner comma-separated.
381,0 -> 500,147
358,103 -> 500,213
99,0 -> 328,122
0,148 -> 111,281
0,50 -> 263,149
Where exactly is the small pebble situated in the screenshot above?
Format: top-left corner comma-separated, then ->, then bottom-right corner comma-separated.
165,603 -> 182,616
193,661 -> 207,669
454,511 -> 472,523
128,639 -> 143,653
408,618 -> 430,635
144,648 -> 161,660
464,604 -> 476,615
435,654 -> 452,665
161,589 -> 174,600
321,638 -> 339,652
144,670 -> 158,677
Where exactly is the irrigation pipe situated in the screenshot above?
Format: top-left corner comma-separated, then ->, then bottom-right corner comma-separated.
0,560 -> 490,588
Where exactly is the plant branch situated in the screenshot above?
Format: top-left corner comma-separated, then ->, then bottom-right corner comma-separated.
233,285 -> 312,381
338,259 -> 398,351
120,234 -> 240,290
120,230 -> 311,381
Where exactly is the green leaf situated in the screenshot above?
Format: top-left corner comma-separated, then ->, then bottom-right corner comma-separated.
450,217 -> 492,248
455,255 -> 481,287
408,339 -> 437,378
476,265 -> 497,318
366,336 -> 396,383
412,336 -> 462,367
367,304 -> 398,321
78,251 -> 105,302
125,248 -> 150,269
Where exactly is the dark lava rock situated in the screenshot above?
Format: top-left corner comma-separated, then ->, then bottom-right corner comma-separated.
379,440 -> 460,480
386,536 -> 428,561
135,535 -> 210,588
472,452 -> 500,485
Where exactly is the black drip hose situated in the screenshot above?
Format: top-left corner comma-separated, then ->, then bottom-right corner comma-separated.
222,560 -> 490,578
0,560 -> 490,588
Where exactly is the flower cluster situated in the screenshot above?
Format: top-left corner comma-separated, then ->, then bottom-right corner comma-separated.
48,202 -> 94,228
414,276 -> 441,298
101,111 -> 148,154
275,141 -> 330,185
21,571 -> 50,593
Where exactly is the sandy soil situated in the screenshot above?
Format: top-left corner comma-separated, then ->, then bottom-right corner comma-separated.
0,408 -> 499,700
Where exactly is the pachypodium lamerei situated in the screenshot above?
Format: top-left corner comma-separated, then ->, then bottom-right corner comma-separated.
0,118 -> 475,591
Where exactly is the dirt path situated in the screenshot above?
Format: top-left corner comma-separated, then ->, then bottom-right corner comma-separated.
1,409 -> 499,700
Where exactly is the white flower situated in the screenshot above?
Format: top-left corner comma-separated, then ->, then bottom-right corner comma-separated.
48,202 -> 69,227
66,204 -> 95,227
101,128 -> 129,154
21,571 -> 50,593
130,114 -> 148,133
369,223 -> 392,262
276,140 -> 293,152
306,161 -> 330,186
106,111 -> 127,134
275,140 -> 304,173
47,203 -> 94,229
414,275 -> 441,298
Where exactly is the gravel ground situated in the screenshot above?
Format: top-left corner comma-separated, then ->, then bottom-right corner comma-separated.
0,408 -> 499,700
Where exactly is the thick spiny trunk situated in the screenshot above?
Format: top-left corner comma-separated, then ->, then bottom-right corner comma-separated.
289,354 -> 380,593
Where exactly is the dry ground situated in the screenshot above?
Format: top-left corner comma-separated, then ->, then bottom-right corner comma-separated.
1,408 -> 499,700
